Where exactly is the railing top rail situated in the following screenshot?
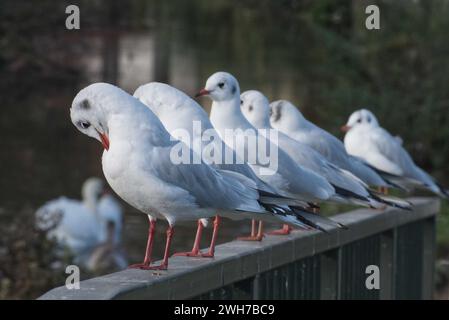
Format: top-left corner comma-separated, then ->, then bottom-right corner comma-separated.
38,197 -> 439,300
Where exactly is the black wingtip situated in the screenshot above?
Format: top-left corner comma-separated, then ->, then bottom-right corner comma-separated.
369,191 -> 413,211
436,182 -> 449,199
338,223 -> 349,230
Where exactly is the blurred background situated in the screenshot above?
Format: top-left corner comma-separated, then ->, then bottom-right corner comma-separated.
1,0 -> 449,299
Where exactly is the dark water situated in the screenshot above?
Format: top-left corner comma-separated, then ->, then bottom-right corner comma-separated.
1,0 -> 449,297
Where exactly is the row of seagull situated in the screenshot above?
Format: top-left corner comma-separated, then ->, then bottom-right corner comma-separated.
35,177 -> 127,271
69,71 -> 447,270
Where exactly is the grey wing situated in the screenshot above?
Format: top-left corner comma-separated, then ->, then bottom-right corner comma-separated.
149,144 -> 262,212
366,128 -> 414,176
305,128 -> 388,186
279,134 -> 370,198
212,138 -> 276,193
368,128 -> 438,189
305,128 -> 351,168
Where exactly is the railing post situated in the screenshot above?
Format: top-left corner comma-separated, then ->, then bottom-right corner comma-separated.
391,227 -> 398,298
336,247 -> 343,299
421,216 -> 436,299
320,250 -> 338,299
252,274 -> 262,300
379,230 -> 394,299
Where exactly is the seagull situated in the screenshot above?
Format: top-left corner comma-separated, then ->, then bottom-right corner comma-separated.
197,72 -> 336,202
342,108 -> 448,198
134,82 -> 337,242
70,82 -> 331,270
195,72 -> 350,234
35,177 -> 125,269
269,99 -> 395,189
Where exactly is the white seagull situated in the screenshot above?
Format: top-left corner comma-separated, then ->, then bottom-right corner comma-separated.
134,82 -> 342,241
240,90 -> 410,211
70,83 -> 331,270
342,109 -> 448,198
269,99 -> 394,189
196,72 -> 336,202
195,72 -> 352,234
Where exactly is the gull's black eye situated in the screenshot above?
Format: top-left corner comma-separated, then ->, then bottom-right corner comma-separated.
218,82 -> 225,89
79,121 -> 91,129
357,118 -> 362,123
240,100 -> 243,105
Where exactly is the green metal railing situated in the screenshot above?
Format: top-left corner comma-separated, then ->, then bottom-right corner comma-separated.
39,197 -> 438,300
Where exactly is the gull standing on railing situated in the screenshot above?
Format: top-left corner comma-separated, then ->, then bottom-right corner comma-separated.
196,72 -> 348,236
269,99 -> 398,192
342,108 -> 449,198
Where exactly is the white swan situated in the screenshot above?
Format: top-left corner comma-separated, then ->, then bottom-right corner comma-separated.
35,177 -> 125,269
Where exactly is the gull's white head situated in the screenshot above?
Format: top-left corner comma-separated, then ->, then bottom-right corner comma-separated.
134,82 -> 213,138
70,83 -> 121,151
342,109 -> 379,132
134,82 -> 207,120
71,82 -> 146,151
196,71 -> 240,102
82,177 -> 105,203
269,100 -> 306,132
240,90 -> 271,129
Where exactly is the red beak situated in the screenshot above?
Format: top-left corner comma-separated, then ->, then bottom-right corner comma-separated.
340,125 -> 351,133
99,132 -> 110,150
195,88 -> 210,98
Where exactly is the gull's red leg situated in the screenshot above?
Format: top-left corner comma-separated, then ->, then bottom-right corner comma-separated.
172,220 -> 204,257
378,186 -> 389,195
238,220 -> 264,241
268,223 -> 292,236
148,225 -> 174,270
201,215 -> 221,257
375,187 -> 388,210
255,221 -> 264,240
128,218 -> 156,269
251,219 -> 257,237
237,219 -> 257,240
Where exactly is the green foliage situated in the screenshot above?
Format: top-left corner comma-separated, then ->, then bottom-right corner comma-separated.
0,211 -> 69,299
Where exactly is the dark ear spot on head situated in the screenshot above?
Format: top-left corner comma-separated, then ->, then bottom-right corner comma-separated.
367,116 -> 371,123
231,85 -> 236,95
272,105 -> 282,122
81,99 -> 91,110
248,105 -> 253,112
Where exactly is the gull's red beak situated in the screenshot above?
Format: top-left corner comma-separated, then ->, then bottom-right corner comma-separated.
195,88 -> 210,98
340,125 -> 351,133
99,132 -> 110,150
